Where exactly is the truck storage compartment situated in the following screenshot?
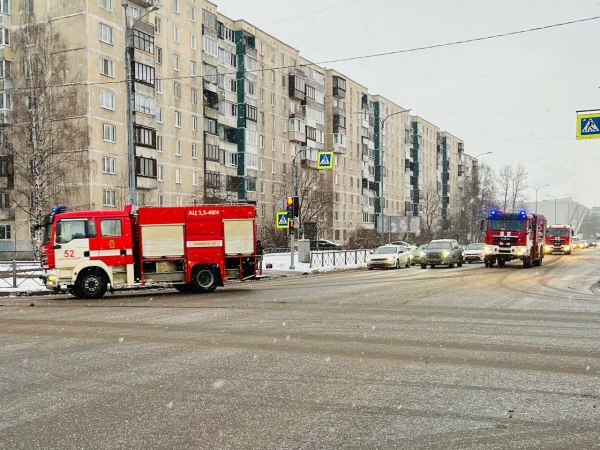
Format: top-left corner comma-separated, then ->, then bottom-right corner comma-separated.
141,225 -> 184,258
142,260 -> 185,282
223,220 -> 254,255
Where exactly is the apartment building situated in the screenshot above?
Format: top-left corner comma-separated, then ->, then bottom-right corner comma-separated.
0,0 -> 471,254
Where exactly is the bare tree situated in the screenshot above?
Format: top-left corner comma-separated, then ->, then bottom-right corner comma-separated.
420,185 -> 441,242
3,12 -> 89,254
510,163 -> 528,213
497,164 -> 513,212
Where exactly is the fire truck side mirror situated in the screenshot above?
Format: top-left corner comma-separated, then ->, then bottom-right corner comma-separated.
479,220 -> 485,231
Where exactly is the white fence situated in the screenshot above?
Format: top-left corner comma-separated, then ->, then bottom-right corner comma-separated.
310,249 -> 373,269
0,261 -> 44,289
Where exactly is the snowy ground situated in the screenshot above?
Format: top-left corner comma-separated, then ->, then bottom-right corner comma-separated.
261,252 -> 366,274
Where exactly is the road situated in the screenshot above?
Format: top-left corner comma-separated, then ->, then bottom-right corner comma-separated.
1,250 -> 599,449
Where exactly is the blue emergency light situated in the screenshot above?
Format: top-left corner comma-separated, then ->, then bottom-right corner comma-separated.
51,205 -> 67,214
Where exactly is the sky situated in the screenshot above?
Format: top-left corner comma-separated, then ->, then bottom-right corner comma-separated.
216,0 -> 600,207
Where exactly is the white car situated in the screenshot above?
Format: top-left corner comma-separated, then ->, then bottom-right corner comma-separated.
463,243 -> 486,263
367,245 -> 411,270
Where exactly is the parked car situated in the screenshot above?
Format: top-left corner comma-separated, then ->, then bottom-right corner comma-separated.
582,240 -> 590,249
367,245 -> 411,270
411,245 -> 429,265
463,243 -> 486,263
421,239 -> 463,269
390,241 -> 418,253
310,239 -> 342,251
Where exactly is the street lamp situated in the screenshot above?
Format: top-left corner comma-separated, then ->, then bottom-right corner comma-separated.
526,183 -> 549,214
546,194 -> 567,225
473,151 -> 493,159
122,1 -> 163,206
374,108 -> 411,243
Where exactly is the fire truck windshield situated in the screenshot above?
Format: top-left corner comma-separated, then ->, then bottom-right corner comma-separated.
488,218 -> 526,232
548,228 -> 569,237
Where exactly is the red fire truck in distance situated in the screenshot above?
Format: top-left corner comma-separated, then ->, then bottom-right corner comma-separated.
483,210 -> 546,268
545,225 -> 573,255
40,204 -> 257,299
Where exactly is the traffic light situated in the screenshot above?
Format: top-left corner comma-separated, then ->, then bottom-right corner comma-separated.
286,196 -> 299,217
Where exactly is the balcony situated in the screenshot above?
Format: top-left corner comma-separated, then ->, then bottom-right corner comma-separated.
0,208 -> 13,220
333,114 -> 346,134
289,75 -> 306,101
128,0 -> 155,7
332,76 -> 346,99
0,111 -> 10,127
137,176 -> 157,190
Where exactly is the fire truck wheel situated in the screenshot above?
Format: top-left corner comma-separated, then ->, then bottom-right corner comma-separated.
421,264 -> 427,269
457,260 -> 463,267
191,266 -> 219,293
75,269 -> 107,299
498,259 -> 506,267
523,257 -> 532,268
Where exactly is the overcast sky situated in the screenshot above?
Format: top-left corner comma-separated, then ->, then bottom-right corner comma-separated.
217,0 -> 600,207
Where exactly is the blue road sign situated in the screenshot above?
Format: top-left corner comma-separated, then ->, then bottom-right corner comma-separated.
317,151 -> 334,169
275,211 -> 289,229
577,112 -> 600,139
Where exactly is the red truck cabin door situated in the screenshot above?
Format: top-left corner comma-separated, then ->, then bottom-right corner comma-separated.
91,217 -> 135,285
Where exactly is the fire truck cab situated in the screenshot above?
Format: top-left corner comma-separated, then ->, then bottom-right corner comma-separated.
545,225 -> 573,255
483,210 -> 546,268
40,204 -> 257,299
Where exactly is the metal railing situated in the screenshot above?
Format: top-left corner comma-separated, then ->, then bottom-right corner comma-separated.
0,261 -> 44,289
310,249 -> 373,269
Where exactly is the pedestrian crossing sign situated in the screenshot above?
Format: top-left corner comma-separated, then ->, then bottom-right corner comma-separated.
317,151 -> 334,170
275,211 -> 289,229
576,111 -> 600,139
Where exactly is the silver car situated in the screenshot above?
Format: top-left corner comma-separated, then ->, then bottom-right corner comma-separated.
463,243 -> 486,263
367,245 -> 411,270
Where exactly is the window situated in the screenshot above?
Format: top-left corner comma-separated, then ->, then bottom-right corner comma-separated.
157,165 -> 164,181
189,115 -> 198,131
99,24 -> 113,44
271,161 -> 276,174
260,183 -> 264,194
137,157 -> 156,177
204,117 -> 217,134
102,124 -> 116,142
173,0 -> 179,13
260,66 -> 264,79
260,159 -> 264,171
134,125 -> 156,148
192,144 -> 198,159
100,58 -> 114,77
102,156 -> 116,174
0,60 -> 10,79
173,54 -> 180,71
282,98 -> 286,110
175,140 -> 181,156
156,78 -> 163,94
204,143 -> 219,161
246,80 -> 256,97
155,17 -> 162,34
99,0 -> 112,11
219,23 -> 235,42
260,112 -> 265,125
260,42 -> 264,55
134,61 -> 155,85
190,6 -> 196,21
100,90 -> 115,110
0,28 -> 9,46
155,47 -> 163,64
0,91 -> 10,110
191,89 -> 197,104
218,48 -> 236,68
246,129 -> 257,145
193,171 -> 199,186
282,142 -> 287,154
245,104 -> 257,122
174,111 -> 181,128
175,168 -> 182,184
282,75 -> 286,88
282,120 -> 287,132
259,135 -> 265,148
176,197 -> 183,206
271,70 -> 275,83
136,193 -> 146,207
174,82 -> 181,99
155,108 -> 162,122
103,190 -> 116,206
100,220 -> 122,237
271,138 -> 275,151
133,29 -> 154,54
202,36 -> 218,57
173,26 -> 180,42
259,89 -> 264,102
134,93 -> 155,115
157,135 -> 163,152
217,74 -> 236,92
219,100 -> 237,117
203,9 -> 217,30
0,192 -> 9,208
158,195 -> 165,206
271,93 -> 275,106
190,33 -> 197,50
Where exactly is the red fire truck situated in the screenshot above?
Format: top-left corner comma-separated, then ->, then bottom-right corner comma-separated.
483,210 -> 546,268
39,204 -> 258,299
545,225 -> 573,255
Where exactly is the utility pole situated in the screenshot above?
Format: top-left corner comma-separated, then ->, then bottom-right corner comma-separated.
289,148 -> 306,270
122,1 -> 162,206
526,183 -> 549,214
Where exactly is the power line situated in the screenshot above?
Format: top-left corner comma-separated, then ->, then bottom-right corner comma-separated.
260,0 -> 361,26
317,15 -> 600,65
7,14 -> 600,93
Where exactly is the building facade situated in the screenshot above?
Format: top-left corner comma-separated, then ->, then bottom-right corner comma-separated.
0,0 -> 471,254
